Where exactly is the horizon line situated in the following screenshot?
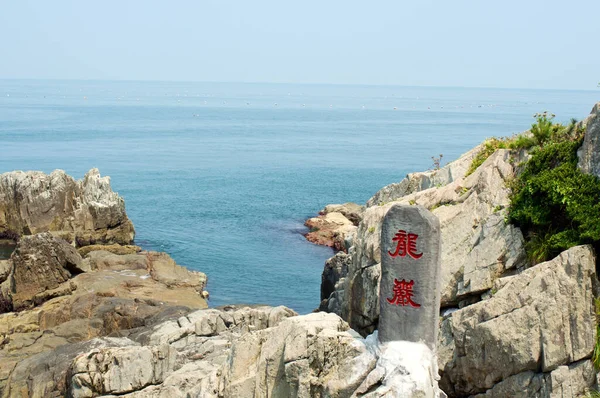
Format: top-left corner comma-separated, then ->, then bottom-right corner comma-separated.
0,77 -> 598,93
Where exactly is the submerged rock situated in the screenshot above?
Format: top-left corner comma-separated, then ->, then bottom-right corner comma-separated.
0,168 -> 135,246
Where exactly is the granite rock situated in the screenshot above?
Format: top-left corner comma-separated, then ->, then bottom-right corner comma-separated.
438,245 -> 597,397
365,144 -> 482,208
0,168 -> 134,246
5,232 -> 82,311
578,102 -> 600,177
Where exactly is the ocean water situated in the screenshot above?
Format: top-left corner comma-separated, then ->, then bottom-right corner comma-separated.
0,80 -> 598,314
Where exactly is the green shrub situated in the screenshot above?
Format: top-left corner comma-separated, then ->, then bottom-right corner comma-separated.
507,134 -> 535,150
508,127 -> 600,263
530,112 -> 555,145
466,113 -> 584,178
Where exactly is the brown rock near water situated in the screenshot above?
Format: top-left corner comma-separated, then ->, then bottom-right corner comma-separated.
77,243 -> 141,257
304,202 -> 364,252
0,168 -> 135,246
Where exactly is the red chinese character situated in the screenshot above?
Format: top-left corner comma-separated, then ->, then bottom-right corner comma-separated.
386,278 -> 421,308
388,230 -> 423,259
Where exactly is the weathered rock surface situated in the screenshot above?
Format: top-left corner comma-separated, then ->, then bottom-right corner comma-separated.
357,337 -> 444,398
77,244 -> 141,257
2,336 -> 137,398
439,245 -> 597,397
365,144 -> 483,208
304,203 -> 364,252
0,232 -> 208,395
319,251 -> 350,311
578,102 -> 600,177
0,168 -> 135,246
323,202 -> 365,226
26,306 -> 441,398
0,302 -> 450,398
5,232 -> 82,310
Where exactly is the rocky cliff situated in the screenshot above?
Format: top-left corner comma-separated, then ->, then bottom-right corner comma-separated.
314,102 -> 600,397
0,168 -> 135,246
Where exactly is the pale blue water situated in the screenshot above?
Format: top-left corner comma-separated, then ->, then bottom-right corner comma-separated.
1,80 -> 598,313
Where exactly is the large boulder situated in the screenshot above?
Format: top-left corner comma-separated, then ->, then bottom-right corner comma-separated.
438,245 -> 597,397
2,337 -> 137,398
5,232 -> 83,311
66,305 -> 300,398
0,168 -> 134,246
578,102 -> 600,177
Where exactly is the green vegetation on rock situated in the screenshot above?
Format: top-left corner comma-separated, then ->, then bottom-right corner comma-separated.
467,112 -> 597,264
465,112 -> 581,177
505,114 -> 596,264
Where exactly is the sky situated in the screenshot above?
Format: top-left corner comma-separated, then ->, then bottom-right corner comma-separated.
0,0 -> 599,90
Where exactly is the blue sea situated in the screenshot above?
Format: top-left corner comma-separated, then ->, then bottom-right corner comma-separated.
1,80 -> 598,313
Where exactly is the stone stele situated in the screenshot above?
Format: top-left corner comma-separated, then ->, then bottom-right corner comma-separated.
379,204 -> 441,350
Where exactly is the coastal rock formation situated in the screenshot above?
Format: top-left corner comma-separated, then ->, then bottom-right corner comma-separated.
311,103 -> 600,397
323,147 -> 526,336
3,305 -> 447,398
77,243 -> 141,257
0,233 -> 208,394
439,245 -> 597,397
4,305 -> 298,397
304,202 -> 364,252
0,168 -> 135,246
0,233 -> 208,315
578,102 -> 600,177
7,232 -> 82,310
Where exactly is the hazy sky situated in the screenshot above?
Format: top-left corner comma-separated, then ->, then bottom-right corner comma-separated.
1,0 -> 598,89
